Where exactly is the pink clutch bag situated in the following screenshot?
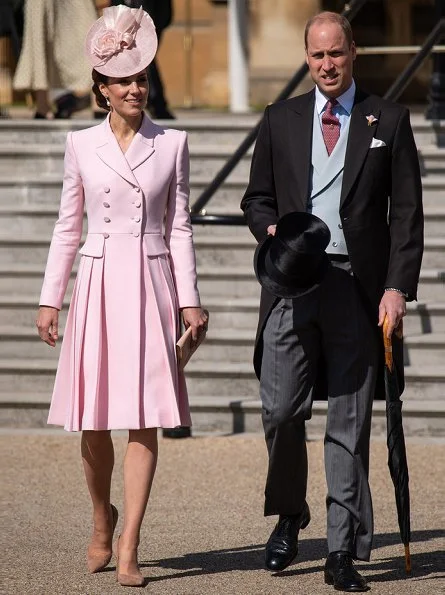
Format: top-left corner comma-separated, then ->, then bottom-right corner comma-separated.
176,309 -> 209,371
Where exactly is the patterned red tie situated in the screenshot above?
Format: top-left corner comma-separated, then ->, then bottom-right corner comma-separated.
322,99 -> 340,156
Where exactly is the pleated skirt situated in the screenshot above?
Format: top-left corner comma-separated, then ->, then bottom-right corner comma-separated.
47,234 -> 191,431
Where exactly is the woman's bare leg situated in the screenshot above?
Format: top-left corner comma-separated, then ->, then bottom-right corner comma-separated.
118,428 -> 158,576
81,430 -> 115,554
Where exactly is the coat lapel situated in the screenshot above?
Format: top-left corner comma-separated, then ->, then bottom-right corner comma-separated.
341,92 -> 380,207
96,117 -> 138,186
125,114 -> 156,171
286,92 -> 314,211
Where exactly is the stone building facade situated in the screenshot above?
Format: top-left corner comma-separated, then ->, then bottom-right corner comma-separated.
0,0 -> 437,111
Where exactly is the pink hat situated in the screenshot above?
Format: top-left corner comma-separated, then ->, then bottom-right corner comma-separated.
85,5 -> 157,78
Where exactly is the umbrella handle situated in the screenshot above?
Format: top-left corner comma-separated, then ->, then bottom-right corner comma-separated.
404,544 -> 411,574
383,316 -> 394,370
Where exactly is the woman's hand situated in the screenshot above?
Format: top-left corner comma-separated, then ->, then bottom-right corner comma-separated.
36,306 -> 59,347
181,307 -> 208,341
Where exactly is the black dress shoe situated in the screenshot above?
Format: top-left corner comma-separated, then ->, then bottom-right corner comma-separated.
324,552 -> 369,592
265,501 -> 311,571
93,111 -> 107,120
54,92 -> 91,119
162,426 -> 191,438
147,106 -> 176,120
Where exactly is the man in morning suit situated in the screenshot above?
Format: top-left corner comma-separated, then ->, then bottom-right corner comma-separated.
240,11 -> 423,592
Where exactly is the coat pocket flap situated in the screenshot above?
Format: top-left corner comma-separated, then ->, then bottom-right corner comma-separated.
79,234 -> 105,257
143,234 -> 169,256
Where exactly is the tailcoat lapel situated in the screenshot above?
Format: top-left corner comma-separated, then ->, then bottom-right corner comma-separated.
341,92 -> 380,207
286,92 -> 314,211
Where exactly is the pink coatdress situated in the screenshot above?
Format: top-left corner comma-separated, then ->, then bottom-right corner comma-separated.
40,115 -> 201,431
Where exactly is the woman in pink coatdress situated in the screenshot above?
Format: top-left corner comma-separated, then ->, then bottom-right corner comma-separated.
36,6 -> 207,587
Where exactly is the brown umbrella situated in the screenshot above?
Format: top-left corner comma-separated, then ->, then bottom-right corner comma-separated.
383,316 -> 411,573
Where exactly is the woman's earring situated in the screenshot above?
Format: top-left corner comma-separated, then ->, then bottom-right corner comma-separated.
105,97 -> 110,107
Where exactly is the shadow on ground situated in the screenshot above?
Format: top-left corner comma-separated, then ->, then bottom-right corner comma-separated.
137,529 -> 444,585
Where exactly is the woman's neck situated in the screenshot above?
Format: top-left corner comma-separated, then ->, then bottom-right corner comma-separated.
109,111 -> 143,140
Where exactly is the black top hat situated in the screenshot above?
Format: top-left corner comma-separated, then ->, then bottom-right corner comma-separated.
254,212 -> 331,299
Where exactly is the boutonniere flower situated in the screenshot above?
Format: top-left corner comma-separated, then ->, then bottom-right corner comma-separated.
366,114 -> 378,127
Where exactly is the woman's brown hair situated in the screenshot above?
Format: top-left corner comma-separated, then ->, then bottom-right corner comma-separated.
92,69 -> 110,111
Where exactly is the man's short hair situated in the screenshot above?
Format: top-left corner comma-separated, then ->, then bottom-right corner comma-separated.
304,11 -> 353,49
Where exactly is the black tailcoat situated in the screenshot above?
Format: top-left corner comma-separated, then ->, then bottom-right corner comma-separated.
241,89 -> 424,398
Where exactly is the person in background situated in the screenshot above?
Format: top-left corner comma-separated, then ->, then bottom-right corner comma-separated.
0,0 -> 23,118
241,11 -> 423,592
13,0 -> 97,118
36,5 -> 207,586
110,0 -> 175,119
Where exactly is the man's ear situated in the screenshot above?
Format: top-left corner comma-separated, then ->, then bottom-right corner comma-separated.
351,41 -> 357,61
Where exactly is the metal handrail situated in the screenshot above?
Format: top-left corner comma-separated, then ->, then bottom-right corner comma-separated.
384,18 -> 445,102
356,45 -> 445,54
190,2 -> 444,226
190,0 -> 369,223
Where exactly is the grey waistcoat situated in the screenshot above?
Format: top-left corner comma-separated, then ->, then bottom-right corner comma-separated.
308,108 -> 351,255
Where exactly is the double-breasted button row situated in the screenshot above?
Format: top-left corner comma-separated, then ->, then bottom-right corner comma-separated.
103,187 -> 111,227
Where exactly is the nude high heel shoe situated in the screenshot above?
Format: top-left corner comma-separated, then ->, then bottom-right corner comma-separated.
113,535 -> 145,587
87,504 -> 119,573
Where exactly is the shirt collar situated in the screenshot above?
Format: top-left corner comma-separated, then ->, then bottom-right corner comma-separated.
315,79 -> 356,115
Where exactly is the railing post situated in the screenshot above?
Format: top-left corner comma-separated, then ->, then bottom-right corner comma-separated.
425,1 -> 445,120
229,0 -> 249,113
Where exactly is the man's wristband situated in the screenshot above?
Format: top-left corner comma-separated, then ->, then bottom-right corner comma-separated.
384,287 -> 408,298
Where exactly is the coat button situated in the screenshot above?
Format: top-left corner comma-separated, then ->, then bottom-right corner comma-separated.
104,217 -> 111,223
134,187 -> 141,193
103,233 -> 110,238
332,241 -> 338,247
133,232 -> 140,238
103,202 -> 110,208
132,216 -> 141,223
338,224 -> 343,229
134,201 -> 141,208
104,187 -> 110,193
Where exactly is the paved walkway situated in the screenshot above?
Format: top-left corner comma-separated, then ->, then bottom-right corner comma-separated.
2,431 -> 444,594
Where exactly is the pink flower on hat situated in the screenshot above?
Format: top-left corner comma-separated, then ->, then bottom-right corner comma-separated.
85,5 -> 158,77
93,29 -> 134,60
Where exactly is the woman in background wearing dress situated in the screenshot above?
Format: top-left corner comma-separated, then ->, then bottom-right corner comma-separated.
36,5 -> 207,587
13,0 -> 97,118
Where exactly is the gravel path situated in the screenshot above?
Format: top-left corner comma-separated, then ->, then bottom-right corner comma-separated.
2,432 -> 444,594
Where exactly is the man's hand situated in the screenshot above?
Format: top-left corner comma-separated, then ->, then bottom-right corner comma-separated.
378,291 -> 406,338
36,306 -> 59,347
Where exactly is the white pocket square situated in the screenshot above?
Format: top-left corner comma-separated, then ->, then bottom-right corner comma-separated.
370,137 -> 386,148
